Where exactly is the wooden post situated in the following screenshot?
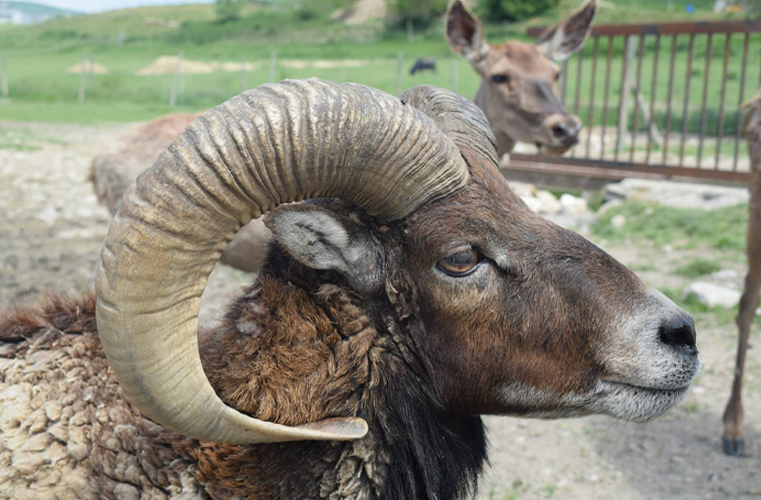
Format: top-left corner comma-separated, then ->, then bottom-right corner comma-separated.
397,52 -> 403,96
451,59 -> 458,93
270,50 -> 277,83
169,51 -> 183,108
241,56 -> 248,92
615,37 -> 634,152
634,86 -> 663,148
1,51 -> 8,99
78,52 -> 88,104
407,19 -> 414,42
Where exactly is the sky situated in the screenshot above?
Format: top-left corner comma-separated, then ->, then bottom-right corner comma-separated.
18,0 -> 213,14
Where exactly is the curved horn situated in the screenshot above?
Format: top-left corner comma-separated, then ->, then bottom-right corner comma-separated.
402,85 -> 497,165
95,79 -> 468,444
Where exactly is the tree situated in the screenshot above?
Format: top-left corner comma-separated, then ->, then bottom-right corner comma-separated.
480,0 -> 561,22
216,0 -> 243,22
388,0 -> 448,26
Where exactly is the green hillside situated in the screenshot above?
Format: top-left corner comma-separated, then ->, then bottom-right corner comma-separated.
1,0 -> 733,48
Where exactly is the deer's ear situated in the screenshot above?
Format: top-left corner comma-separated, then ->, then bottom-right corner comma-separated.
446,0 -> 489,65
537,0 -> 597,61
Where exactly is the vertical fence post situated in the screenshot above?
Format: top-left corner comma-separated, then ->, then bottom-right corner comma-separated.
1,51 -> 8,99
270,50 -> 277,83
397,52 -> 403,96
78,52 -> 88,104
451,59 -> 458,93
407,19 -> 414,42
241,56 -> 248,92
169,51 -> 183,108
615,36 -> 633,158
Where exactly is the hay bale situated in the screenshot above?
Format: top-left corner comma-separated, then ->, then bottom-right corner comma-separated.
66,62 -> 108,75
136,56 -> 261,76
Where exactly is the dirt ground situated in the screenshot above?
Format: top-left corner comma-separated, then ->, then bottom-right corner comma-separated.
0,122 -> 759,499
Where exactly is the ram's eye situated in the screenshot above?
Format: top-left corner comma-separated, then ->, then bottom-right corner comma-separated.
438,249 -> 481,276
491,74 -> 510,84
555,70 -> 562,82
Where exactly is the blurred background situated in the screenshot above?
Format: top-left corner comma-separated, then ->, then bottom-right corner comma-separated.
0,0 -> 743,123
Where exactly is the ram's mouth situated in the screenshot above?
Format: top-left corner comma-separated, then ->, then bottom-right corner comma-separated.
597,379 -> 692,422
601,379 -> 691,395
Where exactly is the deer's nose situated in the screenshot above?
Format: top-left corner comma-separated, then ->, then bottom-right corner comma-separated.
545,114 -> 581,146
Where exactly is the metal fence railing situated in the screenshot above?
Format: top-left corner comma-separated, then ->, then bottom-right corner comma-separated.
516,20 -> 761,183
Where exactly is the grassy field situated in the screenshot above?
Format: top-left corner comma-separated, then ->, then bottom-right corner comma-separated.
0,0 -> 754,124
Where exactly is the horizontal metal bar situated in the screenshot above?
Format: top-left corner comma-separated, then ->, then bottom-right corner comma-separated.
508,153 -> 754,183
527,19 -> 761,38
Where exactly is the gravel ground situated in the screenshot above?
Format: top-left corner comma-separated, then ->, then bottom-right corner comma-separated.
0,121 -> 759,499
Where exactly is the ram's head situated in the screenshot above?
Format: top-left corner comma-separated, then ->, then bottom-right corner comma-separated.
95,80 -> 699,444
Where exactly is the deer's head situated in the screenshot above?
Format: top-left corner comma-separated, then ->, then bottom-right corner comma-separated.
446,0 -> 597,156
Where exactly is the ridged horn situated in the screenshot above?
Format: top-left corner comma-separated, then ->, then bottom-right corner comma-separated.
402,85 -> 497,165
95,79 -> 469,444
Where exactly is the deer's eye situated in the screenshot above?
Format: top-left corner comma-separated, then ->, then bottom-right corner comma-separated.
438,249 -> 481,276
555,71 -> 563,82
491,74 -> 510,85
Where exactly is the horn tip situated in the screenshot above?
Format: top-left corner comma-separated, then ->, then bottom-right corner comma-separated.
297,417 -> 369,440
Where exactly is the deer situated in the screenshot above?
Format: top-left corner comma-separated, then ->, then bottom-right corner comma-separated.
445,0 -> 597,162
723,90 -> 761,456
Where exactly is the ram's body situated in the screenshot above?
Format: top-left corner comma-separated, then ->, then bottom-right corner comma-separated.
0,265 -> 485,499
0,80 -> 699,499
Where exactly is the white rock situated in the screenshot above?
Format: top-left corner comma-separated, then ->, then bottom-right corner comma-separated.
535,190 -> 562,215
598,199 -> 623,214
509,181 -> 538,198
520,196 -> 543,214
611,214 -> 626,228
559,193 -> 588,216
34,205 -> 59,226
683,282 -> 742,308
605,178 -> 749,210
711,269 -> 740,281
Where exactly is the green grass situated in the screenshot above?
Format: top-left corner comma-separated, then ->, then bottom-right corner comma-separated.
592,200 -> 749,251
675,258 -> 723,278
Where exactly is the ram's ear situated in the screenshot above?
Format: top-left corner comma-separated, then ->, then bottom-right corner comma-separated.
265,204 -> 381,290
537,0 -> 597,61
446,0 -> 490,66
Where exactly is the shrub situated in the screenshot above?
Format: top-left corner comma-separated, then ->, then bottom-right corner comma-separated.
480,0 -> 561,22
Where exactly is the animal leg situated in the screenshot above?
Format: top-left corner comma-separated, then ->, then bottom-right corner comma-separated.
722,172 -> 761,456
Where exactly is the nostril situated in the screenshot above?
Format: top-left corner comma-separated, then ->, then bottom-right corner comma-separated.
552,122 -> 568,138
659,318 -> 697,350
